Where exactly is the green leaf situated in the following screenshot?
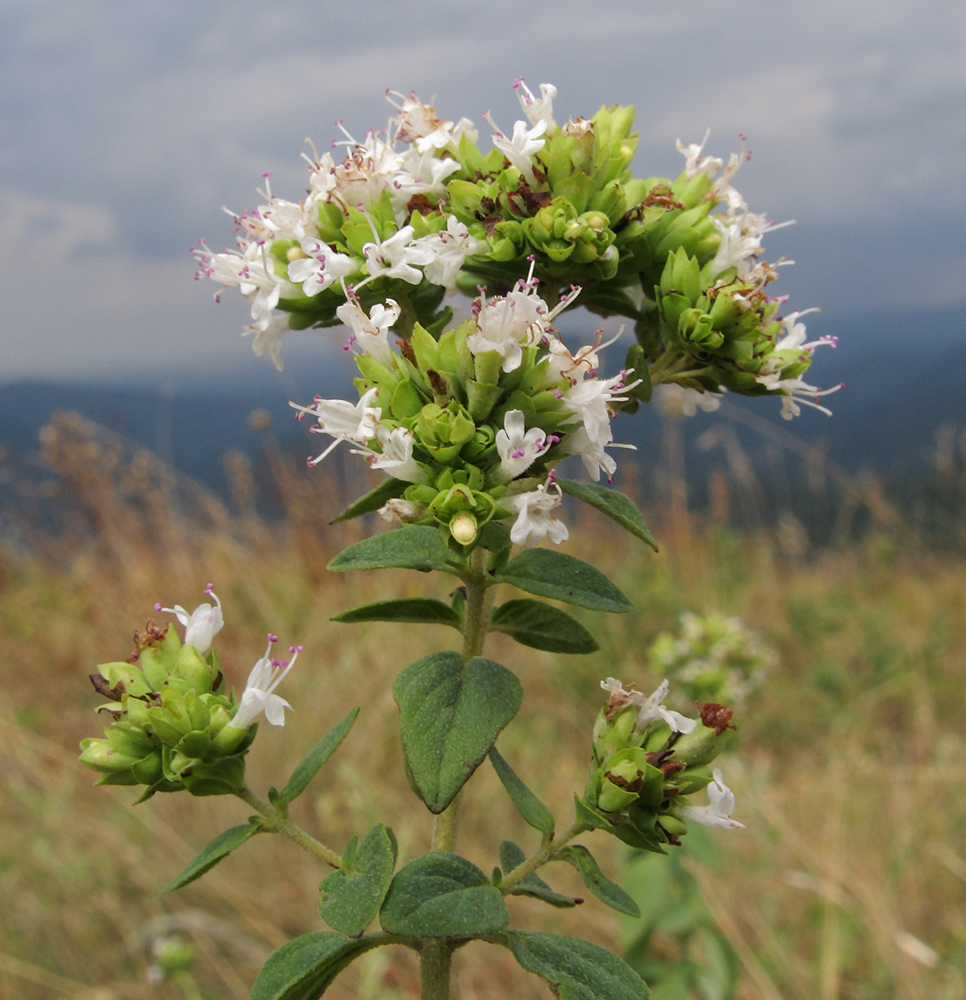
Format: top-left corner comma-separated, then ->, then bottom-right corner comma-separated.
273,708 -> 359,808
497,550 -> 633,613
558,845 -> 641,917
162,821 -> 261,893
248,931 -> 384,1000
330,479 -> 407,523
319,825 -> 397,937
499,841 -> 580,909
574,794 -> 614,832
489,747 -> 554,836
501,930 -> 649,1000
557,480 -> 658,551
332,598 -> 461,629
393,652 -> 522,814
380,852 -> 509,938
327,526 -> 461,575
489,599 -> 599,654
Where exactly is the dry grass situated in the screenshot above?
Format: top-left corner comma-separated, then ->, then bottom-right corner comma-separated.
1,412 -> 965,999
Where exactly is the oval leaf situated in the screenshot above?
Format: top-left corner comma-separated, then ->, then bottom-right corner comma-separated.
499,841 -> 580,909
319,825 -> 397,937
393,652 -> 522,814
496,550 -> 632,613
249,931 -> 382,1000
274,708 -> 359,808
162,821 -> 260,893
502,930 -> 650,1000
558,844 -> 641,917
558,479 -> 658,551
489,747 -> 554,836
380,852 -> 509,938
332,598 -> 461,629
489,599 -> 599,654
330,478 -> 407,524
327,526 -> 460,575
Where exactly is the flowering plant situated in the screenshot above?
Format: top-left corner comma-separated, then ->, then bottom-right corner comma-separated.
82,80 -> 834,1000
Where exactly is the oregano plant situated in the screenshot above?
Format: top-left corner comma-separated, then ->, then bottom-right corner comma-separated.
80,80 -> 835,999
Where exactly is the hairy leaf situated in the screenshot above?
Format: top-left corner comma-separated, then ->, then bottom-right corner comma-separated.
330,479 -> 407,523
319,825 -> 397,937
499,841 -> 580,909
327,526 -> 460,575
489,599 -> 599,653
380,852 -> 509,938
273,708 -> 359,808
394,652 -> 522,814
332,599 -> 461,629
489,747 -> 554,836
559,844 -> 641,916
496,550 -> 633,613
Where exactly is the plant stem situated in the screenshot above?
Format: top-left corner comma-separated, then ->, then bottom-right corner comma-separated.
420,940 -> 454,1000
424,545 -> 496,997
498,819 -> 588,893
235,783 -> 343,869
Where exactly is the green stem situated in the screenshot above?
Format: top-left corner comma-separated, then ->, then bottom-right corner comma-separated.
498,819 -> 588,893
235,783 -> 343,869
421,940 -> 454,1000
424,545 -> 497,996
645,346 -> 679,381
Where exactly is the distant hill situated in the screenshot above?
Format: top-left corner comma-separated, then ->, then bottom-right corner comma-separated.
2,304 -> 964,501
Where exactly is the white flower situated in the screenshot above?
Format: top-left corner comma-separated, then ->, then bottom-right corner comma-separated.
514,79 -> 558,135
364,425 -> 427,483
558,426 -> 620,482
336,298 -> 401,367
484,112 -> 547,186
287,238 -> 358,297
154,584 -> 223,655
495,410 -> 553,481
361,225 -> 435,285
243,313 -> 290,371
415,216 -> 487,289
679,769 -> 745,829
709,218 -> 763,281
290,386 -> 382,465
502,480 -> 568,547
676,130 -> 723,180
631,679 -> 697,735
653,384 -> 723,418
227,635 -> 299,729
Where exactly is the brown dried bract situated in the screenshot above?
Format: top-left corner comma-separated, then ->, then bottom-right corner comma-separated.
642,185 -> 685,211
128,620 -> 169,662
396,338 -> 417,366
89,674 -> 125,701
698,702 -> 737,735
405,194 -> 438,217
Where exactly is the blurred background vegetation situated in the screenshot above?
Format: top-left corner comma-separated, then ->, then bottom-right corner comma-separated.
1,403 -> 965,1000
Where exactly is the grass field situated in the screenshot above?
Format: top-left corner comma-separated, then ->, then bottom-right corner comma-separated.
1,412 -> 965,999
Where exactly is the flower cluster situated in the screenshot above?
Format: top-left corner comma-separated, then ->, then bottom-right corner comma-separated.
79,588 -> 298,798
584,678 -> 742,852
648,611 -> 775,707
194,80 -> 836,421
292,267 -> 640,548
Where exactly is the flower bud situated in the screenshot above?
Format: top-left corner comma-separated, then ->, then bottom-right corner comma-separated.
450,512 -> 478,545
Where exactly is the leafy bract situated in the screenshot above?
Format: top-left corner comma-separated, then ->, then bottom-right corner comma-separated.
327,526 -> 460,575
162,821 -> 261,893
271,708 -> 359,809
499,841 -> 580,909
559,844 -> 641,916
330,478 -> 407,523
489,747 -> 554,836
557,479 -> 658,551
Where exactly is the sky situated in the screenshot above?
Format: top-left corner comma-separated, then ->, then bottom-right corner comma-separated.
1,0 -> 964,383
